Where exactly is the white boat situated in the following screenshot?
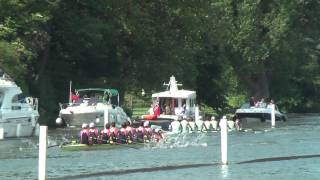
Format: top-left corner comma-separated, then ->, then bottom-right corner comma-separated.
235,103 -> 287,122
138,76 -> 200,130
0,74 -> 39,138
56,87 -> 128,128
153,76 -> 197,120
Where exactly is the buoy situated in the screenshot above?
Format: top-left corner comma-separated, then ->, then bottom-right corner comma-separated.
56,117 -> 62,125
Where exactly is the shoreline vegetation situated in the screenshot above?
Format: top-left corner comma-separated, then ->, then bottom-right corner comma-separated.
1,1 -> 320,126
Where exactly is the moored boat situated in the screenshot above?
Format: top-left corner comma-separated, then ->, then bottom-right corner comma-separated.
137,76 -> 200,130
235,102 -> 287,122
0,72 -> 39,138
56,86 -> 128,128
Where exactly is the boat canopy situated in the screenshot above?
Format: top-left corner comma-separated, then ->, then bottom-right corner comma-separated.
152,89 -> 196,99
76,88 -> 119,96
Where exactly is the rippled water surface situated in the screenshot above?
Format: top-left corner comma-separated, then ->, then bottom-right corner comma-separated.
1,114 -> 320,180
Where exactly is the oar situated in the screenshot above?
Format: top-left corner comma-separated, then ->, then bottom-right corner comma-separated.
47,141 -> 72,148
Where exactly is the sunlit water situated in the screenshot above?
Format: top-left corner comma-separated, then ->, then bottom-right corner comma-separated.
1,114 -> 320,180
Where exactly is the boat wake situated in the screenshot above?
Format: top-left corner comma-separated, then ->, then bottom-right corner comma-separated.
145,133 -> 208,149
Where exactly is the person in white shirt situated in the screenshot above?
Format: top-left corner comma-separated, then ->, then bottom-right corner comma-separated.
180,117 -> 189,133
170,118 -> 182,134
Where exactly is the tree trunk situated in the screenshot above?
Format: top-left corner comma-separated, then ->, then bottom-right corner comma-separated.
245,69 -> 270,99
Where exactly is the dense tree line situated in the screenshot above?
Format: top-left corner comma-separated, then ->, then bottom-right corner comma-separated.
0,0 -> 320,124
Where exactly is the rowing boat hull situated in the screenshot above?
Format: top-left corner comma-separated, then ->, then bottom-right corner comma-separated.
61,143 -> 145,151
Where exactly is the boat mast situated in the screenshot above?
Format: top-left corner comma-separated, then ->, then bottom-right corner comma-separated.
69,80 -> 72,104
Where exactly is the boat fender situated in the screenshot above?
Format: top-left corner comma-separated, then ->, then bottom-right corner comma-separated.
26,97 -> 33,105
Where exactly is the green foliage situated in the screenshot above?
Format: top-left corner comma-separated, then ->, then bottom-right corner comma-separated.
1,0 -> 320,125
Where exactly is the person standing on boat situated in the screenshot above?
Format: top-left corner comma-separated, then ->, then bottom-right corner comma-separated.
100,123 -> 111,144
234,115 -> 242,131
109,122 -> 119,144
267,99 -> 274,108
165,104 -> 171,115
79,123 -> 89,144
258,97 -> 266,108
153,101 -> 161,117
249,96 -> 255,107
88,122 -> 99,145
71,91 -> 80,103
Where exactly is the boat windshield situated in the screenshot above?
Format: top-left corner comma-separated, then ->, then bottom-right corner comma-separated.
240,103 -> 250,109
12,93 -> 27,103
75,89 -> 118,105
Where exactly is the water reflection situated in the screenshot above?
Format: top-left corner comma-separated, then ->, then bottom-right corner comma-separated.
220,164 -> 229,179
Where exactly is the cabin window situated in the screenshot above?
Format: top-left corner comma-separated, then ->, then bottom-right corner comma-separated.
189,98 -> 196,107
11,95 -> 19,110
12,95 -> 19,103
12,93 -> 27,103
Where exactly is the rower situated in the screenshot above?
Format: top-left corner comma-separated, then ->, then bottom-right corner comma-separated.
109,122 -> 119,144
100,123 -> 111,144
204,117 -> 212,132
88,122 -> 99,145
144,121 -> 153,142
210,116 -> 218,131
79,123 -> 89,144
180,117 -> 189,133
152,128 -> 164,142
126,121 -> 136,143
187,117 -> 196,132
136,121 -> 146,143
119,122 -> 128,144
170,117 -> 182,134
195,118 -> 205,132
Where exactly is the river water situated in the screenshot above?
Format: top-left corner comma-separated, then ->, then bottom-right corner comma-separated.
1,114 -> 320,180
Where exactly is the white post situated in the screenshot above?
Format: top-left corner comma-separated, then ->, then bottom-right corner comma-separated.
271,104 -> 275,128
38,126 -> 48,180
16,123 -> 21,137
104,108 -> 109,127
0,128 -> 4,140
220,116 -> 228,165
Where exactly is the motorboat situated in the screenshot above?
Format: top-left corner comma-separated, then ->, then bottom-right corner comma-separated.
138,76 -> 200,130
0,74 -> 39,138
56,87 -> 128,128
235,102 -> 287,122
